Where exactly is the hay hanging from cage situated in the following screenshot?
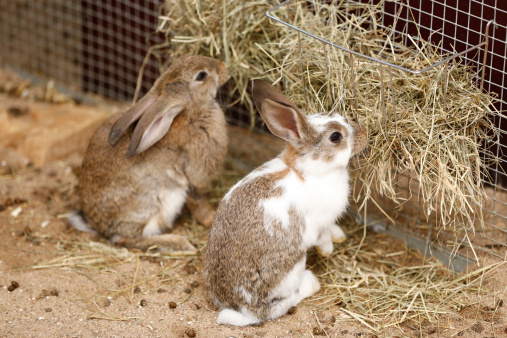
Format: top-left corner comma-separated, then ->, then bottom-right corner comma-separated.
158,1 -> 498,238
260,1 -> 499,241
157,0 -> 288,117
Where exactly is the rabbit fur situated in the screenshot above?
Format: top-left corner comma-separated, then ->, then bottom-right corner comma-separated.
69,55 -> 229,254
206,79 -> 367,326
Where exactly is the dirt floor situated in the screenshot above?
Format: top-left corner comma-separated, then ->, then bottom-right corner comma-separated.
1,80 -> 507,337
0,151 -> 377,338
2,150 -> 507,338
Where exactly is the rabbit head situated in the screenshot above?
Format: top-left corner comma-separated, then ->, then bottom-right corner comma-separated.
108,55 -> 229,157
251,79 -> 367,174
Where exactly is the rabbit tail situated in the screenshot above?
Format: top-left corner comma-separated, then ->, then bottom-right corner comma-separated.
217,308 -> 261,327
67,210 -> 97,234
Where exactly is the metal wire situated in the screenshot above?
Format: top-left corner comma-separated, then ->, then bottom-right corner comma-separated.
0,0 -> 166,102
267,0 -> 507,262
266,1 -> 496,75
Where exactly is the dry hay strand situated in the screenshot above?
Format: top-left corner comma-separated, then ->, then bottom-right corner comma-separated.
310,220 -> 506,334
261,1 -> 499,244
16,238 -> 187,272
158,0 -> 289,118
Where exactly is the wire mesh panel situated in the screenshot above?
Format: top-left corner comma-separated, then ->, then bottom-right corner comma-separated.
266,0 -> 507,264
0,1 -> 84,93
0,0 -> 166,101
377,0 -> 507,262
0,0 -> 269,134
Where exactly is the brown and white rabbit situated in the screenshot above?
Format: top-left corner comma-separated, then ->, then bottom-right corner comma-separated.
206,79 -> 367,326
68,55 -> 229,254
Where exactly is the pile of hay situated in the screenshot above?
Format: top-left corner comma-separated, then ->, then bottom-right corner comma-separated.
158,0 -> 499,249
311,219 -> 504,334
157,0 -> 288,116
265,1 -> 499,243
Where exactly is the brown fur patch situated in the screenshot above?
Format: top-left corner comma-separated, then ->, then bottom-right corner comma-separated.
311,122 -> 349,162
206,169 -> 307,321
282,146 -> 304,181
270,168 -> 290,182
349,121 -> 368,155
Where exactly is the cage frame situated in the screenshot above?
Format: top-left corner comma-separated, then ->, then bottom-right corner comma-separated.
265,0 -> 507,270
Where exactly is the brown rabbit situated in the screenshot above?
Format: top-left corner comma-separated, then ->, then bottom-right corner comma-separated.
68,55 -> 229,254
206,80 -> 367,325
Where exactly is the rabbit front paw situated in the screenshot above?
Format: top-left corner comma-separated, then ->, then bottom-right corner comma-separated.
330,224 -> 346,243
186,192 -> 215,228
142,217 -> 163,238
299,270 -> 321,298
315,239 -> 334,257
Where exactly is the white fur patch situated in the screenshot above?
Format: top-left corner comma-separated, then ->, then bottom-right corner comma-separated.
261,212 -> 276,236
295,145 -> 351,176
267,257 -> 320,320
260,170 -> 298,234
261,190 -> 290,231
259,162 -> 350,248
298,169 -> 350,248
329,224 -> 346,241
307,113 -> 348,133
307,113 -> 334,133
142,216 -> 163,238
217,307 -> 260,326
142,187 -> 187,238
67,211 -> 97,234
159,187 -> 187,226
166,168 -> 188,187
223,158 -> 287,201
315,230 -> 333,256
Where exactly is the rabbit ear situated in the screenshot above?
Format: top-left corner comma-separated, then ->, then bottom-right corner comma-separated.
108,94 -> 157,146
124,99 -> 186,158
251,80 -> 309,143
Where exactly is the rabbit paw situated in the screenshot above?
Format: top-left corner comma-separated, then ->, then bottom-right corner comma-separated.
315,240 -> 333,257
217,308 -> 260,326
300,270 -> 321,299
193,207 -> 215,228
154,234 -> 197,255
186,194 -> 215,228
138,234 -> 197,255
330,224 -> 346,243
142,217 -> 163,238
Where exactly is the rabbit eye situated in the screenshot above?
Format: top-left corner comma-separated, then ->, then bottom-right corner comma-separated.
329,131 -> 342,143
195,71 -> 208,81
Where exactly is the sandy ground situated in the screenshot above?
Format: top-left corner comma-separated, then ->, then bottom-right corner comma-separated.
1,149 -> 507,338
0,156 -> 376,338
0,80 -> 507,337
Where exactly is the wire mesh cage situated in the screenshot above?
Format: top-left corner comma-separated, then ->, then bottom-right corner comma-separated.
0,0 -> 506,270
265,0 -> 507,268
0,0 -> 167,102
